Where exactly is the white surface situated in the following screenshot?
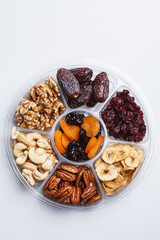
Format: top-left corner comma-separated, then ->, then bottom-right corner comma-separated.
0,0 -> 160,240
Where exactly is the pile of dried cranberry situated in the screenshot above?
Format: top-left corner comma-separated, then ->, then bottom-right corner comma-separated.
101,90 -> 146,142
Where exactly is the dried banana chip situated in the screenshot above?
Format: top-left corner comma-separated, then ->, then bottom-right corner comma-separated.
121,160 -> 135,170
95,162 -> 118,181
115,144 -> 131,161
95,157 -> 103,168
102,182 -> 125,196
113,161 -> 123,173
133,147 -> 145,161
103,174 -> 124,188
125,148 -> 140,168
102,146 -> 117,164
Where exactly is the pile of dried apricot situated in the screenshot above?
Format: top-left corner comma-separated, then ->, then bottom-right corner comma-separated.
54,112 -> 104,161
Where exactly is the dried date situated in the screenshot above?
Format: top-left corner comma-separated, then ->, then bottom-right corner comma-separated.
70,67 -> 93,84
86,81 -> 97,107
68,82 -> 92,108
57,68 -> 80,98
86,94 -> 97,107
92,72 -> 109,102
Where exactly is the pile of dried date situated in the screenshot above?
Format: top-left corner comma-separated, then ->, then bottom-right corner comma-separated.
57,68 -> 109,108
43,163 -> 102,205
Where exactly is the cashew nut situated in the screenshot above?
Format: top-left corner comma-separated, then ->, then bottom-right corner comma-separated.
37,138 -> 52,150
42,154 -> 58,171
51,155 -> 58,170
14,143 -> 27,157
14,140 -> 18,147
41,136 -> 51,143
41,155 -> 53,171
17,133 -> 36,147
26,133 -> 42,145
46,149 -> 54,154
22,162 -> 37,171
52,154 -> 58,163
11,128 -> 58,186
11,127 -> 20,139
16,151 -> 28,165
32,169 -> 49,181
35,148 -> 46,154
38,165 -> 45,174
22,169 -> 36,186
29,147 -> 49,164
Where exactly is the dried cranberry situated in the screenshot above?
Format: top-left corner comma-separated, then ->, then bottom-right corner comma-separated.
101,90 -> 146,142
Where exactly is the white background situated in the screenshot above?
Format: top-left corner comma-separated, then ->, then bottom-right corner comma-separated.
0,0 -> 160,240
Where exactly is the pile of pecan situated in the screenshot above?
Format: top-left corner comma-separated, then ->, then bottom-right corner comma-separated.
43,163 -> 101,205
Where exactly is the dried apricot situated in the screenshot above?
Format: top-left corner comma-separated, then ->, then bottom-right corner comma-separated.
85,137 -> 97,154
54,130 -> 66,154
62,133 -> 71,149
87,135 -> 104,159
60,119 -> 80,141
81,116 -> 100,137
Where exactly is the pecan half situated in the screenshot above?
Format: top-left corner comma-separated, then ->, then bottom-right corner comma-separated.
78,166 -> 89,172
75,168 -> 86,187
79,181 -> 86,191
81,186 -> 97,203
71,186 -> 81,204
54,186 -> 73,199
56,170 -> 76,182
60,163 -> 79,174
45,174 -> 56,188
46,175 -> 61,190
65,197 -> 71,204
83,170 -> 96,187
86,195 -> 102,205
55,186 -> 73,203
59,181 -> 70,188
43,188 -> 57,198
61,198 -> 71,204
57,194 -> 72,203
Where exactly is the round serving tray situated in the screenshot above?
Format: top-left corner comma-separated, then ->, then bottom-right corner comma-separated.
5,59 -> 156,210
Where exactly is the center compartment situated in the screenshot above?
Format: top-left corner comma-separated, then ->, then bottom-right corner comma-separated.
50,109 -> 107,164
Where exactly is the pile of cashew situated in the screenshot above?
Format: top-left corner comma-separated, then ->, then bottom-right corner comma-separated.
11,127 -> 58,186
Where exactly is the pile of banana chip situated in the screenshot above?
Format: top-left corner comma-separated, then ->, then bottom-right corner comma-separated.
95,144 -> 144,196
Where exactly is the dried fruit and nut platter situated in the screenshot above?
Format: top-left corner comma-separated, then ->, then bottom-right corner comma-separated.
6,60 -> 155,210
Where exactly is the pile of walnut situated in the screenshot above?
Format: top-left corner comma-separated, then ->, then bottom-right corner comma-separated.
11,127 -> 58,186
43,163 -> 102,205
95,144 -> 144,196
16,76 -> 65,130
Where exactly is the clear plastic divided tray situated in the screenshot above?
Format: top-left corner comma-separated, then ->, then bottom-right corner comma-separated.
5,59 -> 156,210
